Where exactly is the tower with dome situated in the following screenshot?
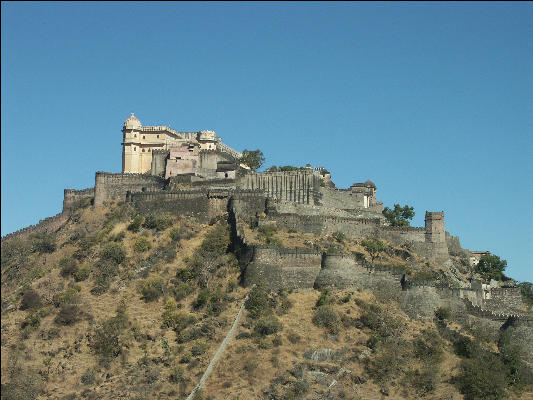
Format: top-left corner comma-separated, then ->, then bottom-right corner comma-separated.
121,113 -> 240,174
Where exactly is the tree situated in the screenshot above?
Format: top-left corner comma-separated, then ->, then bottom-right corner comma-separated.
475,254 -> 507,281
240,149 -> 265,171
361,237 -> 387,266
382,204 -> 415,227
518,282 -> 533,308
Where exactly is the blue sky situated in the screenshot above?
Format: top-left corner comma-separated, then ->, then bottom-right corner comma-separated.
2,2 -> 532,282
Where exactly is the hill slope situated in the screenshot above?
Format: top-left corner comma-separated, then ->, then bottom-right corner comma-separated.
1,202 -> 532,400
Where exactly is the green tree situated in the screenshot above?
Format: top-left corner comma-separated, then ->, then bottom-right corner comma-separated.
518,282 -> 533,308
475,254 -> 507,281
382,204 -> 415,227
361,237 -> 387,266
240,149 -> 265,171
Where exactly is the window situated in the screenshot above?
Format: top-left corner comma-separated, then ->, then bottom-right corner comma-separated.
134,147 -> 136,151
157,135 -> 159,138
134,134 -> 137,137
143,135 -> 146,139
142,149 -> 145,152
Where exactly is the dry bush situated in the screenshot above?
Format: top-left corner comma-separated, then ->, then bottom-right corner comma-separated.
20,289 -> 42,310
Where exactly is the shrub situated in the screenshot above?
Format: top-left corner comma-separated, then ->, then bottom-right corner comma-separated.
332,231 -> 345,243
170,226 -> 193,242
191,340 -> 209,356
94,260 -> 119,279
315,289 -> 330,308
287,332 -> 301,344
175,268 -> 194,283
206,290 -> 228,316
413,329 -> 444,364
457,353 -> 508,400
285,379 -> 310,400
59,257 -> 78,278
140,277 -> 165,302
312,305 -> 341,334
161,300 -> 196,331
366,339 -> 407,384
245,286 -> 269,319
146,243 -> 177,267
172,282 -> 194,301
20,289 -> 42,310
169,365 -> 184,383
402,367 -> 439,396
81,369 -> 95,385
90,276 -> 110,295
254,315 -> 283,336
20,310 -> 43,331
193,290 -> 210,310
91,303 -> 128,359
454,336 -> 481,358
99,243 -> 126,265
53,286 -> 81,307
143,213 -> 173,231
74,264 -> 91,281
127,215 -> 143,232
134,237 -> 152,253
358,301 -> 402,338
55,304 -> 82,325
111,231 -> 125,242
435,306 -> 451,321
1,370 -> 44,400
30,233 -> 56,254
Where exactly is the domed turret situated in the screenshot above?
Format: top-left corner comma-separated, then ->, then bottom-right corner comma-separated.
364,180 -> 376,189
123,112 -> 141,130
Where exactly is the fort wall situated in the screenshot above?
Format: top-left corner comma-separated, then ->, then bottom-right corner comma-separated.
314,254 -> 403,291
63,188 -> 95,211
1,212 -> 68,242
239,171 -> 319,205
243,246 -> 323,290
94,172 -> 166,206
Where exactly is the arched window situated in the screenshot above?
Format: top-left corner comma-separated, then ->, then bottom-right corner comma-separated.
134,147 -> 136,151
157,135 -> 159,138
143,135 -> 146,139
142,149 -> 145,152
134,134 -> 137,137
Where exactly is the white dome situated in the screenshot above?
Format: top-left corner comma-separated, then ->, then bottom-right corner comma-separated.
123,112 -> 141,130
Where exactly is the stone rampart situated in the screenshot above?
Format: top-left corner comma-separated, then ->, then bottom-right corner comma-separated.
378,226 -> 426,243
314,254 -> 403,291
94,172 -> 166,206
63,188 -> 95,211
239,171 -> 319,205
129,189 -> 267,224
1,212 -> 68,242
129,190 -> 212,223
243,246 -> 323,290
483,287 -> 526,314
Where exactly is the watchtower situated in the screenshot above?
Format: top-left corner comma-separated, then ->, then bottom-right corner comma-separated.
425,211 -> 445,243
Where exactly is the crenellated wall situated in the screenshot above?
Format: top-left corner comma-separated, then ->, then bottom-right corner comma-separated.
63,188 -> 95,211
94,172 -> 166,206
1,212 -> 68,242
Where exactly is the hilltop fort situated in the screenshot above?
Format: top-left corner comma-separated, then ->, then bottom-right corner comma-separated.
3,114 -> 531,325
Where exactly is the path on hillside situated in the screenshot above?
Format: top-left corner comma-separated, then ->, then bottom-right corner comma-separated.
186,285 -> 254,400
